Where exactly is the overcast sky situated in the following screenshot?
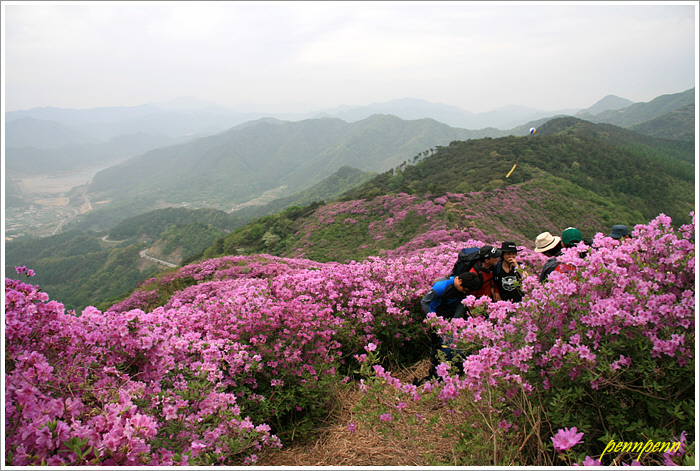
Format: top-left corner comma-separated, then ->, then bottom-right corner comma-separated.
2,1 -> 697,114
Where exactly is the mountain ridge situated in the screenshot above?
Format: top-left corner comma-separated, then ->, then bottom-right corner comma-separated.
77,114 -> 484,229
198,116 -> 693,264
78,85 -> 694,229
582,94 -> 635,115
7,86 -> 692,151
577,87 -> 695,128
5,115 -> 693,314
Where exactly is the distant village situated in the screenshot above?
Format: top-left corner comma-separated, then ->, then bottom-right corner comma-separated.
5,205 -> 72,240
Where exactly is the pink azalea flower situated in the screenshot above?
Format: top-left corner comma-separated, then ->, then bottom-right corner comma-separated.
551,427 -> 584,452
578,456 -> 602,466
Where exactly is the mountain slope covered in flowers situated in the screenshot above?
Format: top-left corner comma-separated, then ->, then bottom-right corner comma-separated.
5,210 -> 694,466
4,114 -> 695,466
201,117 -> 693,265
202,174 -> 645,264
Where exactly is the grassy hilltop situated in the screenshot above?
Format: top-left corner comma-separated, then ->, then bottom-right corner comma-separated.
200,116 -> 693,264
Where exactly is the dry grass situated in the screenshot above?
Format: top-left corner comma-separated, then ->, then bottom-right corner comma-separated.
256,359 -> 472,467
33,197 -> 71,206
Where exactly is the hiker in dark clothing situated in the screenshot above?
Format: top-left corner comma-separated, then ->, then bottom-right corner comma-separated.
420,272 -> 482,382
421,272 -> 483,320
609,224 -> 631,241
468,245 -> 502,301
494,242 -> 523,302
562,227 -> 594,248
534,231 -> 564,282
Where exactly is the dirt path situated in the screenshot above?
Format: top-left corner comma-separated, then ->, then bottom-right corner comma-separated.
256,359 -> 467,466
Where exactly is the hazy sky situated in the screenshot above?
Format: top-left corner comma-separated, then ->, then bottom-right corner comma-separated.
2,1 -> 697,114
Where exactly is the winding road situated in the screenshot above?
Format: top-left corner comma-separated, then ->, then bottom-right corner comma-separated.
139,249 -> 178,268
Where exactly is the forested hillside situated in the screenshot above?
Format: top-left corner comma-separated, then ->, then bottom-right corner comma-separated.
82,115 -> 481,228
107,207 -> 240,240
579,87 -> 695,128
198,117 -> 693,265
630,103 -> 695,141
3,208 -> 241,311
226,166 -> 374,221
346,117 -> 694,219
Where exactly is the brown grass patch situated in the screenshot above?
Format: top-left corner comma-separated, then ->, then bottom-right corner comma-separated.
256,359 -> 471,466
34,197 -> 70,206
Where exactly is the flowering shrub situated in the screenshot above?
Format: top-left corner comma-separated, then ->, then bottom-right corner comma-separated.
5,268 -> 281,466
5,243 -> 463,464
355,213 -> 695,466
6,212 -> 694,465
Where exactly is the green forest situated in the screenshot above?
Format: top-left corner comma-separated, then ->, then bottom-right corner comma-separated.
5,116 -> 694,314
343,117 -> 694,224
4,208 -> 241,311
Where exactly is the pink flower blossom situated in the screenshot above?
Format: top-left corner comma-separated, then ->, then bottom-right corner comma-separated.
578,456 -> 602,466
551,427 -> 584,452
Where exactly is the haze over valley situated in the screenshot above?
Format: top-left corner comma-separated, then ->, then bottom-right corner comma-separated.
5,87 -> 695,241
2,85 -> 694,314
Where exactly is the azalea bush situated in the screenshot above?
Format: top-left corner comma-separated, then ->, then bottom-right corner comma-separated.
5,267 -> 281,466
5,212 -> 694,466
355,213 -> 695,466
5,243 -> 457,465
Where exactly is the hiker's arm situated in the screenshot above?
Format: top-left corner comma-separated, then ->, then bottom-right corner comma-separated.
492,284 -> 502,302
421,289 -> 437,314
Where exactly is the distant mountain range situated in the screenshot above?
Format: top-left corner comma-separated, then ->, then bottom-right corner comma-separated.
5,88 -> 695,232
5,104 -> 262,144
76,115 -> 481,229
6,114 -> 693,313
314,97 -> 580,130
5,88 -> 695,172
